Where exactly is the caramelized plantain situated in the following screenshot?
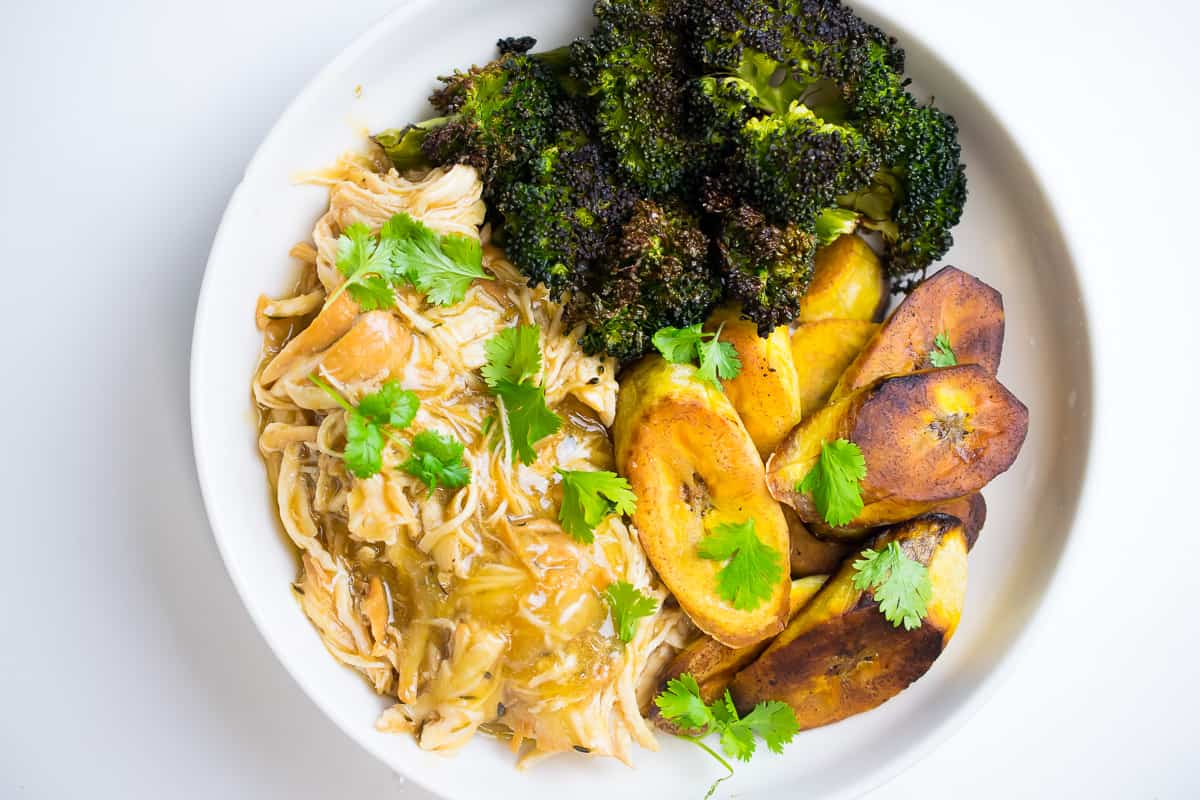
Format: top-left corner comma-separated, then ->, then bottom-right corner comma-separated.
614,358 -> 791,648
706,307 -> 805,459
730,515 -> 967,730
786,507 -> 854,577
790,320 -> 879,417
649,576 -> 828,734
831,266 -> 1004,402
798,235 -> 889,323
768,365 -> 1028,537
928,493 -> 987,549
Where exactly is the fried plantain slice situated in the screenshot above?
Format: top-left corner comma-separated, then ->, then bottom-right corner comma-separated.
831,266 -> 1004,402
614,358 -> 792,648
790,319 -> 879,418
730,514 -> 967,730
798,234 -> 889,323
705,307 -> 805,459
768,365 -> 1028,537
928,492 -> 987,549
786,507 -> 854,577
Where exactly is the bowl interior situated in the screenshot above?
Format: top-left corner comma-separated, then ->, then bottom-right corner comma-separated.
190,1 -> 1092,798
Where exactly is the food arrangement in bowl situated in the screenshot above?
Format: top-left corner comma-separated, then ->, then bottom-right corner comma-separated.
249,0 -> 1029,794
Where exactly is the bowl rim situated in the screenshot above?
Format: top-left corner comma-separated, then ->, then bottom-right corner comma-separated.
189,2 -> 1096,797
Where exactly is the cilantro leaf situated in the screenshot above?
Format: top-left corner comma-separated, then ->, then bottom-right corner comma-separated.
652,323 -> 706,363
738,701 -> 799,754
329,222 -> 401,309
308,374 -> 420,479
385,212 -> 488,306
719,717 -> 757,762
654,673 -> 798,795
557,469 -> 637,544
653,674 -> 713,730
929,331 -> 958,367
797,439 -> 867,527
402,430 -> 472,493
695,324 -> 742,389
651,323 -> 743,390
852,541 -> 932,630
482,324 -> 542,387
493,379 -> 561,465
602,581 -> 658,643
356,380 -> 419,429
343,411 -> 385,478
346,274 -> 397,311
697,519 -> 784,611
709,690 -> 739,729
483,327 -> 560,465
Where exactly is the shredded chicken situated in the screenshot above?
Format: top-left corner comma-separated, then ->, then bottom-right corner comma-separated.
253,156 -> 684,765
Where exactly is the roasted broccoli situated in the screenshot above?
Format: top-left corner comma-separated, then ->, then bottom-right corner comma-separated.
571,0 -> 701,197
712,203 -> 817,334
841,99 -> 967,276
729,101 -> 878,225
374,51 -> 565,196
683,0 -> 906,119
495,130 -> 637,297
369,0 -> 969,360
574,199 -> 721,359
683,0 -> 965,276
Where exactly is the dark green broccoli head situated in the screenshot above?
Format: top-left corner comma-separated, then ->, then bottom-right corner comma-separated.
678,0 -> 785,74
715,204 -> 817,333
683,0 -> 904,114
496,131 -> 637,297
394,52 -> 566,194
729,102 -> 879,225
842,100 -> 967,276
575,199 -> 721,359
571,0 -> 701,197
682,0 -> 963,279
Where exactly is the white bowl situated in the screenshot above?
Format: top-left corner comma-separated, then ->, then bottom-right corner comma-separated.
190,2 -> 1093,797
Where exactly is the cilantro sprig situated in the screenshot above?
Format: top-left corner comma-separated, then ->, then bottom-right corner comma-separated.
328,222 -> 403,309
402,430 -> 472,493
655,673 -> 799,799
482,325 -> 561,464
928,331 -> 958,367
309,375 -> 419,478
327,213 -> 488,309
602,581 -> 658,643
557,469 -> 637,544
697,519 -> 784,611
385,213 -> 488,305
852,541 -> 932,630
652,323 -> 742,390
797,439 -> 868,527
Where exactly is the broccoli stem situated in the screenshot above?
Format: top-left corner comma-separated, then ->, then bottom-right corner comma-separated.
372,117 -> 452,172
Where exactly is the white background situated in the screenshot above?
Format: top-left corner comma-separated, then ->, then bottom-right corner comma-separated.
1,0 -> 1197,798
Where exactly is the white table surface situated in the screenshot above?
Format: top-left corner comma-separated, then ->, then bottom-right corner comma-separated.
2,0 -> 1197,797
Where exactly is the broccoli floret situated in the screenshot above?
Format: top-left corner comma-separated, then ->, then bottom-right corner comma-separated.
713,204 -> 817,334
497,35 -> 538,55
683,0 -> 906,118
729,101 -> 878,225
681,2 -> 887,227
495,131 -> 637,297
574,199 -> 721,359
571,0 -> 700,197
373,51 -> 565,197
841,100 -> 967,275
678,0 -> 785,75
684,0 -> 964,278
